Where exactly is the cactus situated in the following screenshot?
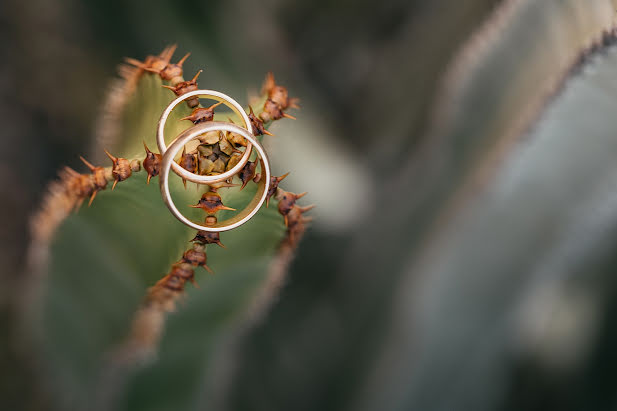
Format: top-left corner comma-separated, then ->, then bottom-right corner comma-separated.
25,46 -> 311,409
16,1 -> 617,410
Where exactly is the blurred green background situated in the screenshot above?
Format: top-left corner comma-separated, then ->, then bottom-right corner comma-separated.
5,0 -> 617,410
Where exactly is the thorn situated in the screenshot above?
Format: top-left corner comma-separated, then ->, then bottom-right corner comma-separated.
75,197 -> 85,212
207,101 -> 224,110
147,174 -> 152,184
88,191 -> 97,206
103,149 -> 117,164
188,204 -> 201,208
263,129 -> 274,136
180,115 -> 192,122
143,140 -> 152,153
63,166 -> 79,177
79,156 -> 96,171
162,85 -> 176,91
111,179 -> 119,190
296,191 -> 308,199
282,113 -> 296,120
219,206 -> 236,211
182,178 -> 187,189
190,278 -> 200,288
144,67 -> 160,73
217,242 -> 226,249
204,264 -> 214,274
177,52 -> 190,66
124,57 -> 144,68
278,172 -> 290,181
266,197 -> 270,208
161,44 -> 177,61
191,70 -> 203,82
299,204 -> 316,212
284,215 -> 288,226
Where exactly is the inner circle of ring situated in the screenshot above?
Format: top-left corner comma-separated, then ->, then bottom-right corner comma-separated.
156,89 -> 253,184
159,121 -> 271,233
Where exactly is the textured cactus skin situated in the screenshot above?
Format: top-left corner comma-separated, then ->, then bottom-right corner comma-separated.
17,1 -> 617,410
25,47 -> 311,410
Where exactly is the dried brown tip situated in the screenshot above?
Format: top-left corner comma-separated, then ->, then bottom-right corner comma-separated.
207,101 -> 223,110
191,70 -> 203,83
104,149 -> 118,164
262,71 -> 276,95
160,44 -> 178,62
88,191 -> 97,207
124,57 -> 146,68
79,156 -> 96,171
177,52 -> 190,66
298,204 -> 316,213
282,113 -> 296,120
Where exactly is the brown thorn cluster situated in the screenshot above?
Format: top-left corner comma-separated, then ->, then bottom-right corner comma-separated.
177,147 -> 197,188
258,72 -> 299,123
62,167 -> 95,211
248,106 -> 273,137
125,44 -> 191,86
182,243 -> 213,273
181,101 -> 223,124
266,172 -> 289,207
104,149 -> 139,190
239,161 -> 257,190
191,216 -> 225,248
162,70 -> 202,108
124,45 -> 177,76
159,52 -> 190,83
189,191 -> 235,214
276,189 -> 313,227
142,142 -> 162,184
284,204 -> 314,244
79,156 -> 108,206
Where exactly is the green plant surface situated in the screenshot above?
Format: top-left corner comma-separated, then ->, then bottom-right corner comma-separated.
224,2 -> 617,411
32,63 -> 288,409
374,38 -> 617,411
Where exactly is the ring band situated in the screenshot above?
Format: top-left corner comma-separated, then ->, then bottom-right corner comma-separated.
159,121 -> 271,232
157,89 -> 254,184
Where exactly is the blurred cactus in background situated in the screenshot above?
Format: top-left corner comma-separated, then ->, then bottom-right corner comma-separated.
4,0 -> 617,411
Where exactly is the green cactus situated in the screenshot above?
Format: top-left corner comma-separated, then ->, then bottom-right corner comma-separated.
16,0 -> 617,410
25,46 -> 309,410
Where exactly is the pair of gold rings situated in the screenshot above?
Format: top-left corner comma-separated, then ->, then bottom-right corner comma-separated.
157,90 -> 271,233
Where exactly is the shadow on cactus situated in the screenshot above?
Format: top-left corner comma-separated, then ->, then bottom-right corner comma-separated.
25,45 -> 312,409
